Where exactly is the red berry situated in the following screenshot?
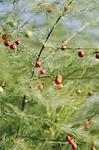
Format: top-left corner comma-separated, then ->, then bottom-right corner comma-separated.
69,139 -> 74,145
96,52 -> 99,59
72,143 -> 77,150
54,83 -> 63,90
55,75 -> 63,84
35,61 -> 42,67
66,135 -> 71,142
10,44 -> 16,49
55,77 -> 62,84
78,50 -> 85,57
40,69 -> 46,75
4,40 -> 10,46
15,39 -> 21,45
61,43 -> 68,50
91,146 -> 96,150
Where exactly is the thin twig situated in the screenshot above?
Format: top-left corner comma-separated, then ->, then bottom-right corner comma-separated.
45,46 -> 99,50
65,23 -> 90,44
22,136 -> 68,144
36,0 -> 74,61
21,136 -> 88,145
31,0 -> 74,76
15,95 -> 26,138
15,0 -> 74,139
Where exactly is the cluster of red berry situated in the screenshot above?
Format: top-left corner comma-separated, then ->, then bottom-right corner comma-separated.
54,75 -> 63,90
35,60 -> 63,90
35,60 -> 46,75
60,43 -> 99,59
35,60 -> 46,90
66,135 -> 77,150
2,33 -> 21,50
78,50 -> 99,59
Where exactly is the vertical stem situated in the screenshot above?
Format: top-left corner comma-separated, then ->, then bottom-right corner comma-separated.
32,0 -> 74,76
15,95 -> 26,138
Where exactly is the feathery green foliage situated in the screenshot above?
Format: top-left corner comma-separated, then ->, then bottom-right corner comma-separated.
0,0 -> 99,150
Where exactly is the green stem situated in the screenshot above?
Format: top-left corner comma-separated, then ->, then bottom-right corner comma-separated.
32,0 -> 74,76
15,95 -> 26,138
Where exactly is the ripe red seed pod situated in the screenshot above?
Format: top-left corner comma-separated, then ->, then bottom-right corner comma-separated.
35,61 -> 42,67
55,77 -> 62,84
55,75 -> 63,84
4,40 -> 10,46
54,83 -> 63,90
61,43 -> 68,50
78,50 -> 85,57
96,52 -> 99,59
69,139 -> 74,145
66,135 -> 71,142
40,69 -> 46,75
72,143 -> 77,150
10,44 -> 16,49
91,146 -> 96,150
15,39 -> 21,45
